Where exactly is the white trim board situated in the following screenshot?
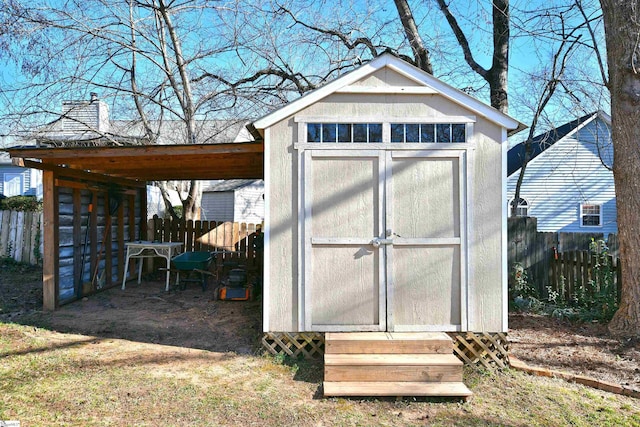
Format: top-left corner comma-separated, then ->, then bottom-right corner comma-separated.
262,127 -> 271,332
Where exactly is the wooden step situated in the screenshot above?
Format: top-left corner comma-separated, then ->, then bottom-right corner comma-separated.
325,332 -> 452,354
323,381 -> 473,397
324,354 -> 462,382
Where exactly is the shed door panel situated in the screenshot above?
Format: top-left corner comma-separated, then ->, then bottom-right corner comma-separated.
387,153 -> 465,331
305,152 -> 384,331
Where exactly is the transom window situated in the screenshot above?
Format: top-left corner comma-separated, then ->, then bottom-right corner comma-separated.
391,123 -> 466,143
306,122 -> 468,143
581,204 -> 602,227
307,123 -> 382,143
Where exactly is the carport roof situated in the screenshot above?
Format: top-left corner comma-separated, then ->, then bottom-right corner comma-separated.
5,142 -> 264,182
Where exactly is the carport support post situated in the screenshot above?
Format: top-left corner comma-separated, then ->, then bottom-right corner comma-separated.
43,170 -> 59,311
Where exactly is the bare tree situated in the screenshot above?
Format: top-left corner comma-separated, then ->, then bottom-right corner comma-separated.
599,0 -> 640,337
511,2 -> 593,217
431,0 -> 510,113
0,0 -> 328,220
393,0 -> 433,73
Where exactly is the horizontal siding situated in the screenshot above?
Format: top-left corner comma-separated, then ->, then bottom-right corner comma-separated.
1,167 -> 28,196
508,117 -> 617,235
234,180 -> 264,223
58,187 -> 138,304
0,166 -> 41,197
201,191 -> 234,222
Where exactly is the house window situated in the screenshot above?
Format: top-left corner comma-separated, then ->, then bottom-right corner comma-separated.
307,123 -> 382,143
3,173 -> 23,197
581,204 -> 602,227
509,197 -> 529,217
391,123 -> 466,143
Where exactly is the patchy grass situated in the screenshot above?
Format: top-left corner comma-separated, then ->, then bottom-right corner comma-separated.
1,323 -> 639,426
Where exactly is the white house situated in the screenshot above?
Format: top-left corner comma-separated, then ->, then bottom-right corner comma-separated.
0,151 -> 42,199
507,111 -> 616,236
200,179 -> 264,223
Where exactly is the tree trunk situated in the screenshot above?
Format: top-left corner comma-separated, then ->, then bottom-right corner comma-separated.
393,0 -> 433,74
183,179 -> 201,221
435,0 -> 509,113
600,0 -> 640,337
489,0 -> 509,114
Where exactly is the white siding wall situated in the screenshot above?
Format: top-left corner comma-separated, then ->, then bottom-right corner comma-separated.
0,166 -> 40,197
507,117 -> 617,236
233,180 -> 264,223
201,191 -> 235,222
266,88 -> 506,332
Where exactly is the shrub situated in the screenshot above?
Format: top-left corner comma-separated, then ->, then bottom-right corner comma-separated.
0,195 -> 42,211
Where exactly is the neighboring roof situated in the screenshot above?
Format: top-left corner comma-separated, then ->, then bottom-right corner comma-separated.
507,111 -> 609,176
249,53 -> 526,136
6,142 -> 263,182
0,151 -> 11,165
30,119 -> 253,146
202,179 -> 262,192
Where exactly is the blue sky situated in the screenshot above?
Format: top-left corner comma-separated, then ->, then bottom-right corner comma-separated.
0,0 -> 608,142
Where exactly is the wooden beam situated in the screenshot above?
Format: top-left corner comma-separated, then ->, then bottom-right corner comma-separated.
7,142 -> 262,160
54,178 -> 138,195
17,159 -> 145,188
104,191 -> 113,288
89,191 -> 98,293
42,170 -> 59,311
72,189 -> 82,300
139,186 -> 148,241
7,144 -> 264,182
117,197 -> 125,285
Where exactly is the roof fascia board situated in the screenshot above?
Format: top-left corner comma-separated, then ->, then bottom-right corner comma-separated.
251,60 -> 382,130
508,112 -> 601,178
383,60 -> 522,131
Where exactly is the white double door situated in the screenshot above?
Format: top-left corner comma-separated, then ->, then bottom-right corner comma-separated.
303,149 -> 467,332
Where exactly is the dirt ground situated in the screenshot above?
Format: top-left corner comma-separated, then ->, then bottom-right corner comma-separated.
508,312 -> 640,390
0,263 -> 262,354
1,261 -> 638,392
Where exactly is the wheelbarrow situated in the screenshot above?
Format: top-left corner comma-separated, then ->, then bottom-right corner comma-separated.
168,251 -> 215,291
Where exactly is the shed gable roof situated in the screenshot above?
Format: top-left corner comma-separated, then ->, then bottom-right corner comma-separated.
250,53 -> 524,134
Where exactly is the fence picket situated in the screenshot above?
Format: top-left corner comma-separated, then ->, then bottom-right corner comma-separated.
0,210 -> 42,265
147,215 -> 263,263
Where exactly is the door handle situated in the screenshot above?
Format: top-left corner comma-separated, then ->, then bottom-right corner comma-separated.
371,237 -> 393,248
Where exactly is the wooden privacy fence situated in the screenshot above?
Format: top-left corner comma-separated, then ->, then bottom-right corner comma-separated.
508,216 -> 619,296
148,215 -> 263,266
0,210 -> 43,265
549,250 -> 622,302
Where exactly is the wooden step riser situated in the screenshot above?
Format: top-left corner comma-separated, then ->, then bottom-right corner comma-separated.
323,381 -> 473,397
325,341 -> 452,354
325,353 -> 461,366
325,332 -> 453,354
323,333 -> 471,398
325,365 -> 463,382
